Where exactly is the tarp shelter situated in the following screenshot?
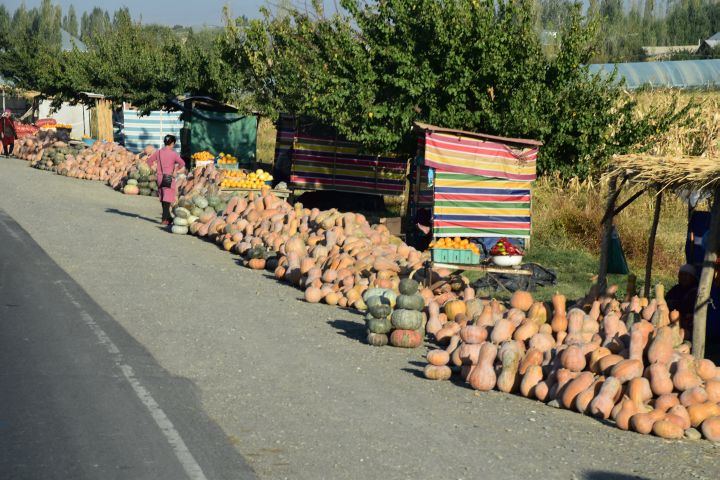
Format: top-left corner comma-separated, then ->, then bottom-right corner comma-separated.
121,107 -> 183,153
273,113 -> 407,196
413,122 -> 541,239
170,97 -> 257,165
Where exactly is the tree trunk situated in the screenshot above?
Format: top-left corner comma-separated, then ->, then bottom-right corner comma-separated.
693,186 -> 720,360
644,191 -> 663,298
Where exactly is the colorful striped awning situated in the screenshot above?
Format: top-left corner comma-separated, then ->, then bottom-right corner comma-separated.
289,135 -> 407,195
423,131 -> 538,181
432,172 -> 532,238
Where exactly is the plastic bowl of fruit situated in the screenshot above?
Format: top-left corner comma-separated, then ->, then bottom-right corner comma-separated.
490,255 -> 523,267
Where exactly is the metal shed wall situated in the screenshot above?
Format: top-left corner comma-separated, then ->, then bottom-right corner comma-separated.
122,109 -> 183,153
588,59 -> 720,89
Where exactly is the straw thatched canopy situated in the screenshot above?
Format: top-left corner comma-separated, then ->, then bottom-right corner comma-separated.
609,153 -> 720,192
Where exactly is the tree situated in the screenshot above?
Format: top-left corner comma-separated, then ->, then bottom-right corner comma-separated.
81,7 -> 111,43
63,4 -> 78,37
222,0 -> 689,177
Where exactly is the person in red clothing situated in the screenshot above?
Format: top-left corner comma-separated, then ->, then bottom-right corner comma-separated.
146,134 -> 186,225
1,109 -> 18,157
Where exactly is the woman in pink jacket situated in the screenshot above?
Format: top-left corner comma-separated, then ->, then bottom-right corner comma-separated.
146,135 -> 185,225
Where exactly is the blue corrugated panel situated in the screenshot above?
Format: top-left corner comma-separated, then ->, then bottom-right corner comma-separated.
122,110 -> 183,153
588,59 -> 720,89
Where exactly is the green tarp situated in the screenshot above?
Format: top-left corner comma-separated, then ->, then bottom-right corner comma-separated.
607,225 -> 630,275
186,108 -> 257,165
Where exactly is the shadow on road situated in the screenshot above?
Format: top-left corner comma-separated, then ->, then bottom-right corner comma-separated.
327,319 -> 366,343
105,207 -> 158,224
582,471 -> 651,480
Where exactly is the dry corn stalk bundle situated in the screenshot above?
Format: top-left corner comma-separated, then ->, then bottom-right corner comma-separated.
609,153 -> 720,193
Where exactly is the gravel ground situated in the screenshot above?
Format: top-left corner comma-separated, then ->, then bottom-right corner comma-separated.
1,156 -> 718,480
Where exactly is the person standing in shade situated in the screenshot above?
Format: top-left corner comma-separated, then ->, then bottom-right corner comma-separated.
146,135 -> 185,225
1,109 -> 18,157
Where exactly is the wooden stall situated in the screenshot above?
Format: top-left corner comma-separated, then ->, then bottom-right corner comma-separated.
600,153 -> 720,359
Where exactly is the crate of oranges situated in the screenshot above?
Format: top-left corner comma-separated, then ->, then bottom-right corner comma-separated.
220,169 -> 274,190
216,152 -> 239,169
192,151 -> 215,167
429,237 -> 481,265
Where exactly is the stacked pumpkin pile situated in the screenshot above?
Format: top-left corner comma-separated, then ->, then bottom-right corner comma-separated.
176,164 -> 224,200
53,142 -> 144,183
29,142 -> 87,172
421,285 -> 720,442
121,161 -> 159,196
179,186 -> 428,309
12,135 -> 56,162
387,279 -> 426,348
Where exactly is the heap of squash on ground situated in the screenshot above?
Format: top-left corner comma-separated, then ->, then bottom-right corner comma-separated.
10,135 -> 720,443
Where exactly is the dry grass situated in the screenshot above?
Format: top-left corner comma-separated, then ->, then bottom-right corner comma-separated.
256,117 -> 277,166
532,174 -> 696,280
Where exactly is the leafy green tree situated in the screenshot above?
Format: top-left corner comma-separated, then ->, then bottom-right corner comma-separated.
63,4 -> 79,37
223,0 -> 689,177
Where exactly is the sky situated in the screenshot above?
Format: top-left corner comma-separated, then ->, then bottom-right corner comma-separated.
2,1 -> 338,27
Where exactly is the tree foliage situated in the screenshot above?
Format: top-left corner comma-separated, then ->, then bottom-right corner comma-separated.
222,0 -> 689,176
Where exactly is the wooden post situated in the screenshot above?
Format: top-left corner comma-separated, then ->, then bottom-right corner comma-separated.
598,175 -> 620,292
643,191 -> 663,298
692,186 -> 720,360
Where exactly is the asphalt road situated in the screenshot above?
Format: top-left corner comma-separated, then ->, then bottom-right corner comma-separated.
1,156 -> 719,480
0,209 -> 256,479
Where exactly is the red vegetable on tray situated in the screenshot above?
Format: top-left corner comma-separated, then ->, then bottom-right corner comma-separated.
489,238 -> 524,256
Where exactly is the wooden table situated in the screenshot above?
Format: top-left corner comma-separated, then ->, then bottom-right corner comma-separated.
425,261 -> 533,293
220,188 -> 291,200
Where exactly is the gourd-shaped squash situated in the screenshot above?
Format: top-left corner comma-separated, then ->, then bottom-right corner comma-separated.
247,258 -> 266,270
468,342 -> 498,391
391,310 -> 422,330
389,329 -> 423,348
458,342 -> 482,365
510,291 -> 534,311
520,365 -> 544,398
575,376 -> 605,414
680,386 -> 708,407
610,359 -> 644,383
627,377 -> 653,404
590,376 -> 622,419
667,405 -> 691,430
435,321 -> 461,343
614,396 -> 640,430
427,349 -> 450,366
465,299 -> 484,320
630,409 -> 665,435
424,365 -> 452,380
653,393 -> 680,412
459,325 -> 488,344
673,355 -> 702,392
518,348 -> 543,375
646,362 -> 674,396
560,345 -> 586,372
366,332 -> 388,346
706,379 -> 720,403
527,302 -> 548,324
697,359 -> 718,381
560,371 -> 595,409
366,315 -> 392,334
490,318 -> 516,344
701,416 -> 720,442
647,326 -> 674,365
597,354 -> 624,376
444,300 -> 466,321
652,419 -> 684,439
513,319 -> 539,342
497,341 -> 523,393
628,320 -> 653,361
687,402 -> 720,428
398,278 -> 419,295
396,294 -> 425,312
528,332 -> 555,353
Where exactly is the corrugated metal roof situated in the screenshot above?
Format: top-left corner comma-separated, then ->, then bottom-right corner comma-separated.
588,59 -> 720,89
61,29 -> 86,52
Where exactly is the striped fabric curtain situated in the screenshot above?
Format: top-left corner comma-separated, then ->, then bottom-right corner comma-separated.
423,132 -> 537,239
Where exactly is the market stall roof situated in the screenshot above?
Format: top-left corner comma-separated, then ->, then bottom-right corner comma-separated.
413,121 -> 543,147
608,153 -> 720,192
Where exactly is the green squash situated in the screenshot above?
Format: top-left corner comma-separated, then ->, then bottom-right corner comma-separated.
391,309 -> 422,330
247,246 -> 267,259
171,225 -> 188,235
368,303 -> 392,319
193,196 -> 209,209
396,294 -> 425,312
190,206 -> 203,217
129,171 -> 141,180
389,329 -> 423,348
366,314 -> 392,334
366,332 -> 389,347
362,288 -> 397,307
174,207 -> 191,219
139,187 -> 151,196
126,179 -> 138,186
173,217 -> 189,227
399,278 -> 420,295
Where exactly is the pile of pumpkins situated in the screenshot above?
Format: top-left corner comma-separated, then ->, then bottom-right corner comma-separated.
420,283 -> 720,442
12,135 -> 59,162
122,161 -> 158,197
55,141 -> 150,183
364,280 -> 427,348
177,183 -> 429,312
29,141 -> 88,172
